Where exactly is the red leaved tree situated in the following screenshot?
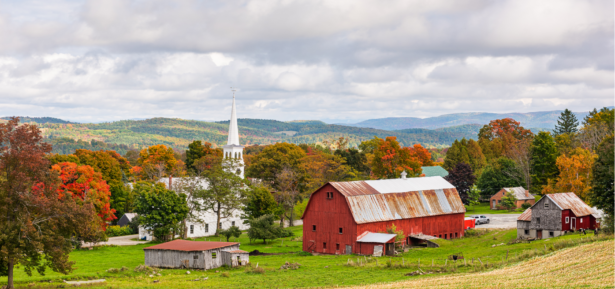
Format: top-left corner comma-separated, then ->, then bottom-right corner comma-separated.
0,117 -> 102,289
371,137 -> 423,179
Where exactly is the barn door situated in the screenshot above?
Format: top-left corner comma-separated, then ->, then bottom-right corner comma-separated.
492,200 -> 496,209
345,245 -> 352,255
536,230 -> 542,239
571,218 -> 576,230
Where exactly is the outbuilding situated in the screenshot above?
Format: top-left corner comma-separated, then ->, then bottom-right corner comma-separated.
490,187 -> 535,210
301,175 -> 465,255
144,240 -> 249,269
118,213 -> 137,227
517,192 -> 597,239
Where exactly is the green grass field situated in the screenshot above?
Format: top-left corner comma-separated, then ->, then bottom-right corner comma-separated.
2,226 -> 610,288
464,202 -> 524,216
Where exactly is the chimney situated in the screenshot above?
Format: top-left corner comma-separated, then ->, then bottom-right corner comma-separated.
169,175 -> 173,190
401,171 -> 407,180
525,190 -> 530,198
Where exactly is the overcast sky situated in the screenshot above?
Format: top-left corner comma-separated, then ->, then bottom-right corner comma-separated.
0,0 -> 612,123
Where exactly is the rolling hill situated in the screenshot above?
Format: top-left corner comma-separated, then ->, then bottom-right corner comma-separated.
35,118 -> 481,154
345,108 -> 611,130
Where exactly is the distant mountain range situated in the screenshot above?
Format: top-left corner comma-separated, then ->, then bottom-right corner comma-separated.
342,108 -> 613,131
1,116 -> 74,124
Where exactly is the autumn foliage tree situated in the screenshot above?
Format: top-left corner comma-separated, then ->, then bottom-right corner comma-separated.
51,162 -> 116,226
185,141 -> 223,174
0,117 -> 101,289
542,147 -> 597,202
371,137 -> 423,179
479,118 -> 533,161
135,144 -> 185,180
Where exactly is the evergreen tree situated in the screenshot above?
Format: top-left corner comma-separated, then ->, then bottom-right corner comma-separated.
589,134 -> 614,232
530,132 -> 559,194
553,109 -> 579,136
476,157 -> 524,199
466,139 -> 487,174
443,139 -> 469,171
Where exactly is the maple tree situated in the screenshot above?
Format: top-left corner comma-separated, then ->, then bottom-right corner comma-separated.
542,147 -> 597,202
301,148 -> 356,193
371,136 -> 422,179
51,162 -> 116,226
479,118 -> 533,161
245,142 -> 306,185
136,144 -> 185,180
185,141 -> 223,174
0,117 -> 101,289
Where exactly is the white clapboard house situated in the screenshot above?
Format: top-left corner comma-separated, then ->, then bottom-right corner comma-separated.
139,94 -> 249,240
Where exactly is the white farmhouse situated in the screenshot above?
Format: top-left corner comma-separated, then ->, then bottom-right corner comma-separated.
139,93 -> 249,240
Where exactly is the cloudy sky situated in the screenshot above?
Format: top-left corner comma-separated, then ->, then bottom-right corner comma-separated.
0,0 -> 612,123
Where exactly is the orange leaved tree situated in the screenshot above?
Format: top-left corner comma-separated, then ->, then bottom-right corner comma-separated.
541,147 -> 597,202
371,136 -> 422,179
137,144 -> 185,180
52,162 -> 116,227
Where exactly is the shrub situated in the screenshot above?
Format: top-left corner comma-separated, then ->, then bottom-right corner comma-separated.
219,226 -> 242,242
134,265 -> 152,273
521,203 -> 532,210
106,225 -> 133,237
253,267 -> 265,274
221,272 -> 230,278
280,228 -> 295,238
296,251 -> 312,256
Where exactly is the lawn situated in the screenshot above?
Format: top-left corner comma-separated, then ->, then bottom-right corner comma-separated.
464,202 -> 524,216
2,226 -> 610,289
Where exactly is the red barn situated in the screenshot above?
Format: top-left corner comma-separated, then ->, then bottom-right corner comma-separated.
301,176 -> 465,255
517,192 -> 597,239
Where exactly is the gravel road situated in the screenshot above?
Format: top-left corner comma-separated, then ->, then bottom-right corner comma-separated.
472,214 -> 522,229
82,234 -> 148,248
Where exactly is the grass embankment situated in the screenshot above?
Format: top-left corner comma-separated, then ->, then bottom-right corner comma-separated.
2,227 -> 611,289
464,202 -> 524,216
355,239 -> 614,289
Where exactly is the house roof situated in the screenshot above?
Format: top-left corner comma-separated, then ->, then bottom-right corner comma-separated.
499,187 -> 534,200
313,176 -> 465,224
518,208 -> 532,221
122,213 -> 137,220
144,240 -> 239,252
546,193 -> 594,217
421,166 -> 449,177
356,232 -> 397,243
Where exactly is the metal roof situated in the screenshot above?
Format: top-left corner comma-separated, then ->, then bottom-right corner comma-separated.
518,208 -> 532,221
330,181 -> 380,196
122,213 -> 137,220
421,166 -> 449,177
144,240 -> 239,252
364,177 -> 455,194
501,187 -> 534,200
356,232 -> 397,243
546,193 -> 594,217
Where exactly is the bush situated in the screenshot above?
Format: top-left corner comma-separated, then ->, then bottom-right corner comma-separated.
280,228 -> 295,238
521,203 -> 532,210
128,217 -> 140,234
106,225 -> 133,237
221,272 -> 230,278
296,251 -> 312,256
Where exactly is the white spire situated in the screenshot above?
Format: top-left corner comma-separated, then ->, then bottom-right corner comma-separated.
227,89 -> 240,146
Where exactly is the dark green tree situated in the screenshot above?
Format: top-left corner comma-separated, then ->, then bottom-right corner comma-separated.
185,141 -> 222,174
530,132 -> 559,194
246,214 -> 284,244
133,182 -> 189,241
589,134 -> 614,232
553,109 -> 579,136
243,186 -> 282,220
476,157 -> 524,199
334,148 -> 369,176
219,226 -> 242,242
500,190 -> 519,211
245,143 -> 306,185
443,139 -> 470,171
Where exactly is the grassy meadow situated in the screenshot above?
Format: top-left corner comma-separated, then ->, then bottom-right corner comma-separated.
2,226 -> 611,288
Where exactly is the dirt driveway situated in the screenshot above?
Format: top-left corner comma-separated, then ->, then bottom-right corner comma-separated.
82,234 -> 148,248
473,214 -> 522,229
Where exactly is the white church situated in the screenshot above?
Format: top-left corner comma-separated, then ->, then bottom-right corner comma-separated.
138,93 -> 249,240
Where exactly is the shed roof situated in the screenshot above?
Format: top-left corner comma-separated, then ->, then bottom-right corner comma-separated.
421,166 -> 449,177
356,232 -> 397,243
144,240 -> 239,252
322,177 -> 464,224
122,213 -> 137,220
546,193 -> 594,217
518,208 -> 532,221
499,187 -> 534,200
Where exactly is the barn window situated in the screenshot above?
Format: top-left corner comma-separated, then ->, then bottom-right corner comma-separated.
205,224 -> 209,233
524,230 -> 529,235
336,243 -> 340,250
444,234 -> 447,239
339,228 -> 343,234
193,255 -> 198,260
536,218 -> 541,225
312,225 -> 316,231
544,200 -> 549,209
549,231 -> 554,237
455,232 -> 458,238
212,252 -> 217,259
326,192 -> 333,199
190,225 -> 194,234
323,242 -> 327,249
232,221 -> 236,226
565,217 -> 569,224
580,218 -> 583,223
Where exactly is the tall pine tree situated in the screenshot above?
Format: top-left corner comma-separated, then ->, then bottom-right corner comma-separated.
530,132 -> 559,194
553,109 -> 579,136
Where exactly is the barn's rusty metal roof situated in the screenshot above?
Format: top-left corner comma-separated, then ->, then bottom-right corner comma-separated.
356,232 -> 397,243
547,193 -> 594,217
333,177 -> 464,224
518,208 -> 532,221
501,187 -> 534,200
144,240 -> 239,252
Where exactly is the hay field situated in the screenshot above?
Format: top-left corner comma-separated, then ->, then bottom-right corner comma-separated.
354,240 -> 614,289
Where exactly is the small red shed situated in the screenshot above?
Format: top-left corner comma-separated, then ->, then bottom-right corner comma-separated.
301,176 -> 465,255
517,192 -> 597,239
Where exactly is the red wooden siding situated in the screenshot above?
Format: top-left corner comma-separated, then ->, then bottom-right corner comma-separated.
357,213 -> 465,242
561,209 -> 596,231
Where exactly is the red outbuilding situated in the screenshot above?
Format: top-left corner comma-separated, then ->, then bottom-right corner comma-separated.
301,175 -> 466,255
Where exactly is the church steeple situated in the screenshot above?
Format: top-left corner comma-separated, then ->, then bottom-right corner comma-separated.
223,89 -> 244,178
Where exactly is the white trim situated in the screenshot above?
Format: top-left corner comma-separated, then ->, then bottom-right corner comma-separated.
565,217 -> 569,224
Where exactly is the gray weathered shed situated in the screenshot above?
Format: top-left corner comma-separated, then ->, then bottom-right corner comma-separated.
144,240 -> 248,269
118,213 -> 137,227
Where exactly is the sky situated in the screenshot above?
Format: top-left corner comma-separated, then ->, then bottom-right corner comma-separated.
0,0 -> 613,123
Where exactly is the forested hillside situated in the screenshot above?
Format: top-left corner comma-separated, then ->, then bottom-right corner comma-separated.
36,118 -> 479,154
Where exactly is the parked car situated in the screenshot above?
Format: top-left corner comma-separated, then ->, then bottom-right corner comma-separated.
470,215 -> 490,225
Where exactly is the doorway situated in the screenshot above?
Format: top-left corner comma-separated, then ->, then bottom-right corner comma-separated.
385,243 -> 395,256
571,217 -> 576,230
345,245 -> 352,255
537,230 -> 542,239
